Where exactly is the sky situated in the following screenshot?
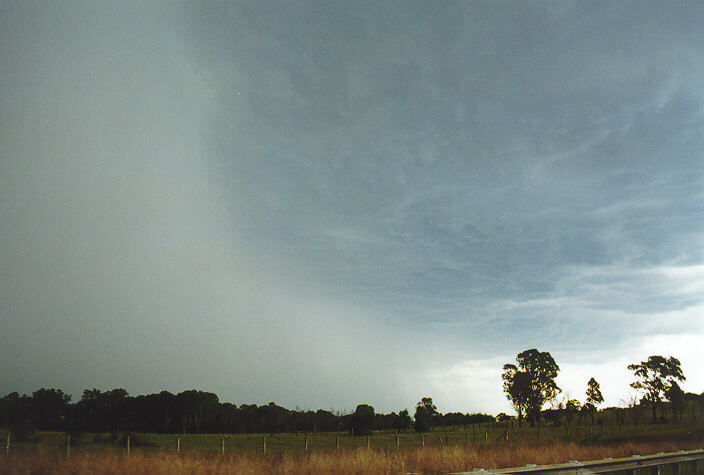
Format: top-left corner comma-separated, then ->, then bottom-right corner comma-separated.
1,1 -> 703,415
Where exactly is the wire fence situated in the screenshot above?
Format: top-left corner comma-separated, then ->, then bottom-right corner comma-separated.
2,417 -> 701,457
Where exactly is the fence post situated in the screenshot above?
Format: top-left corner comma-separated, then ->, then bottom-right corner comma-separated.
395,433 -> 400,449
66,433 -> 70,458
304,434 -> 309,451
177,436 -> 180,453
5,432 -> 9,456
484,431 -> 487,441
420,434 -> 424,447
366,435 -> 370,449
220,436 -> 225,455
127,435 -> 131,455
262,436 -> 267,455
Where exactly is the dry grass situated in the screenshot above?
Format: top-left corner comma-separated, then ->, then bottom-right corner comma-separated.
1,437 -> 703,473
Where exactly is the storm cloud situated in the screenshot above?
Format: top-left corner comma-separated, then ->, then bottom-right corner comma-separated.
2,1 -> 703,414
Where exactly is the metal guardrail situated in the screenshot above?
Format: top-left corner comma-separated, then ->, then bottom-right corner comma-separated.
454,448 -> 704,474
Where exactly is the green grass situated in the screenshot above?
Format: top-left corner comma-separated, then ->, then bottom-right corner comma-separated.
2,418 -> 702,458
2,400 -> 702,456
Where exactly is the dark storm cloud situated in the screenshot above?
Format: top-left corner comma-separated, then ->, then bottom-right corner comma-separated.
183,2 -> 704,344
2,1 -> 704,412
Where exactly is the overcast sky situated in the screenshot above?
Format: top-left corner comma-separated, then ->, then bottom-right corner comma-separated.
2,1 -> 704,415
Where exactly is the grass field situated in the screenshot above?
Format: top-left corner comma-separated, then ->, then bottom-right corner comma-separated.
1,420 -> 703,473
2,416 -> 702,455
1,429 -> 703,474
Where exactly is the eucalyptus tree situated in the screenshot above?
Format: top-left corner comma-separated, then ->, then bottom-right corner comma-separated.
628,355 -> 685,423
413,397 -> 437,432
583,377 -> 604,423
502,349 -> 560,426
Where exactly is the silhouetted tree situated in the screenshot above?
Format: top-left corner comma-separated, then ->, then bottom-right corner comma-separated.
314,409 -> 338,432
665,381 -> 685,423
75,388 -> 130,432
503,349 -> 560,426
586,377 -> 604,407
0,392 -> 35,440
396,409 -> 412,430
502,368 -> 530,426
174,390 -> 219,433
31,388 -> 71,430
131,391 -> 176,433
565,399 -> 581,426
628,355 -> 685,423
413,397 -> 437,432
584,377 -> 604,423
350,404 -> 375,436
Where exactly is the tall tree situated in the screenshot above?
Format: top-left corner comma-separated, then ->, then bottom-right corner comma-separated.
585,378 -> 604,407
584,377 -> 604,423
628,355 -> 685,423
501,367 -> 530,426
502,349 -> 560,426
413,397 -> 437,432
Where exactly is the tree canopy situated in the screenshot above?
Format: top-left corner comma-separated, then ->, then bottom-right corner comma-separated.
585,377 -> 604,407
350,404 -> 375,436
502,349 -> 560,426
628,355 -> 685,422
413,397 -> 437,432
582,377 -> 604,423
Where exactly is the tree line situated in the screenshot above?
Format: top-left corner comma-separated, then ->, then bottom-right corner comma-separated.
0,388 -> 493,438
3,349 -> 701,438
501,349 -> 702,427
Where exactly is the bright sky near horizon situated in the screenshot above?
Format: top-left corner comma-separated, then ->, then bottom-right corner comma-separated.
1,1 -> 703,415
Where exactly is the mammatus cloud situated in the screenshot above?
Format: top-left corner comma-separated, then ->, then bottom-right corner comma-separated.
1,2 -> 703,414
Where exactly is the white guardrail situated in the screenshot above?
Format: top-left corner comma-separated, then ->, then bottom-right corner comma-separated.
452,448 -> 704,474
